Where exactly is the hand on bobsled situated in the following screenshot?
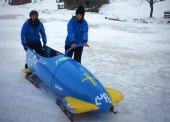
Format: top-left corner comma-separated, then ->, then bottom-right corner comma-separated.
83,42 -> 89,47
43,41 -> 46,45
43,43 -> 46,48
71,43 -> 76,48
23,45 -> 27,51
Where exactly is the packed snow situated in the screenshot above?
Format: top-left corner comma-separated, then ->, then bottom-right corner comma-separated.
0,0 -> 170,122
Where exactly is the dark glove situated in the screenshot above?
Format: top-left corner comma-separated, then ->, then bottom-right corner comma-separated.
43,41 -> 47,45
71,43 -> 76,48
43,41 -> 47,47
23,45 -> 27,51
43,44 -> 46,49
83,42 -> 89,47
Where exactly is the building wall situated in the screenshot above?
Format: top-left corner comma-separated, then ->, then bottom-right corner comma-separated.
9,0 -> 31,5
64,0 -> 109,10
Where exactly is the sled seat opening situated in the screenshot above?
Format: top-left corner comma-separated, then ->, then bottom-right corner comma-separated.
43,45 -> 63,58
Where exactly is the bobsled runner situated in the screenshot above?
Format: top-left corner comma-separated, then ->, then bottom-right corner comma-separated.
22,45 -> 124,121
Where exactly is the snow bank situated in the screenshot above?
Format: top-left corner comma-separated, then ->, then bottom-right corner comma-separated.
100,0 -> 170,23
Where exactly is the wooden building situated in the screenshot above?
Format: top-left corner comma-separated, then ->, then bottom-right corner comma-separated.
8,0 -> 31,5
63,0 -> 109,12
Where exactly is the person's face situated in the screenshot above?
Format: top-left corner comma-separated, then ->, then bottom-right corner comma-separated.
30,14 -> 38,21
76,14 -> 83,21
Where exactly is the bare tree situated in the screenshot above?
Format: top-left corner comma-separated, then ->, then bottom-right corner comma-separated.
145,0 -> 165,18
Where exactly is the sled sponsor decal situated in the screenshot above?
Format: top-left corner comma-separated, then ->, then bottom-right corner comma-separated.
55,84 -> 63,91
55,57 -> 69,66
95,93 -> 112,105
38,59 -> 47,65
82,73 -> 97,86
27,50 -> 38,66
27,50 -> 47,66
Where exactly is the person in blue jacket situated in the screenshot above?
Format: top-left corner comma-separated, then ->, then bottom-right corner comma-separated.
21,10 -> 47,56
65,5 -> 89,64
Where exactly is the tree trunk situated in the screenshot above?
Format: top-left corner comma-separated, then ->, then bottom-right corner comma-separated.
149,2 -> 154,18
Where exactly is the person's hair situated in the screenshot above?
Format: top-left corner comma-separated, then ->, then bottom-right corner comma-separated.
76,5 -> 85,17
29,10 -> 39,17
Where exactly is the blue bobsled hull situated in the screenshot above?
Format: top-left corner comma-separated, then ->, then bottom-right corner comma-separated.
26,45 -> 123,114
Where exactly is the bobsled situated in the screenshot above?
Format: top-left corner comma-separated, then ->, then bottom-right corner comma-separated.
23,45 -> 124,121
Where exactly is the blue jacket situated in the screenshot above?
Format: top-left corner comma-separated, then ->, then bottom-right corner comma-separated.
65,16 -> 88,46
21,19 -> 47,46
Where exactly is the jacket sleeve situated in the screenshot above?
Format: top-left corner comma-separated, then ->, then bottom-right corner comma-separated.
67,19 -> 75,44
21,22 -> 28,46
83,20 -> 88,43
40,23 -> 47,44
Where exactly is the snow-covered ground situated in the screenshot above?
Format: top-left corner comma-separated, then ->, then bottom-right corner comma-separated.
0,0 -> 170,122
100,0 -> 170,23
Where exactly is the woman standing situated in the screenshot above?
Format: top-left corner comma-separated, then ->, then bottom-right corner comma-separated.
21,10 -> 47,56
65,6 -> 89,64
21,10 -> 47,69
